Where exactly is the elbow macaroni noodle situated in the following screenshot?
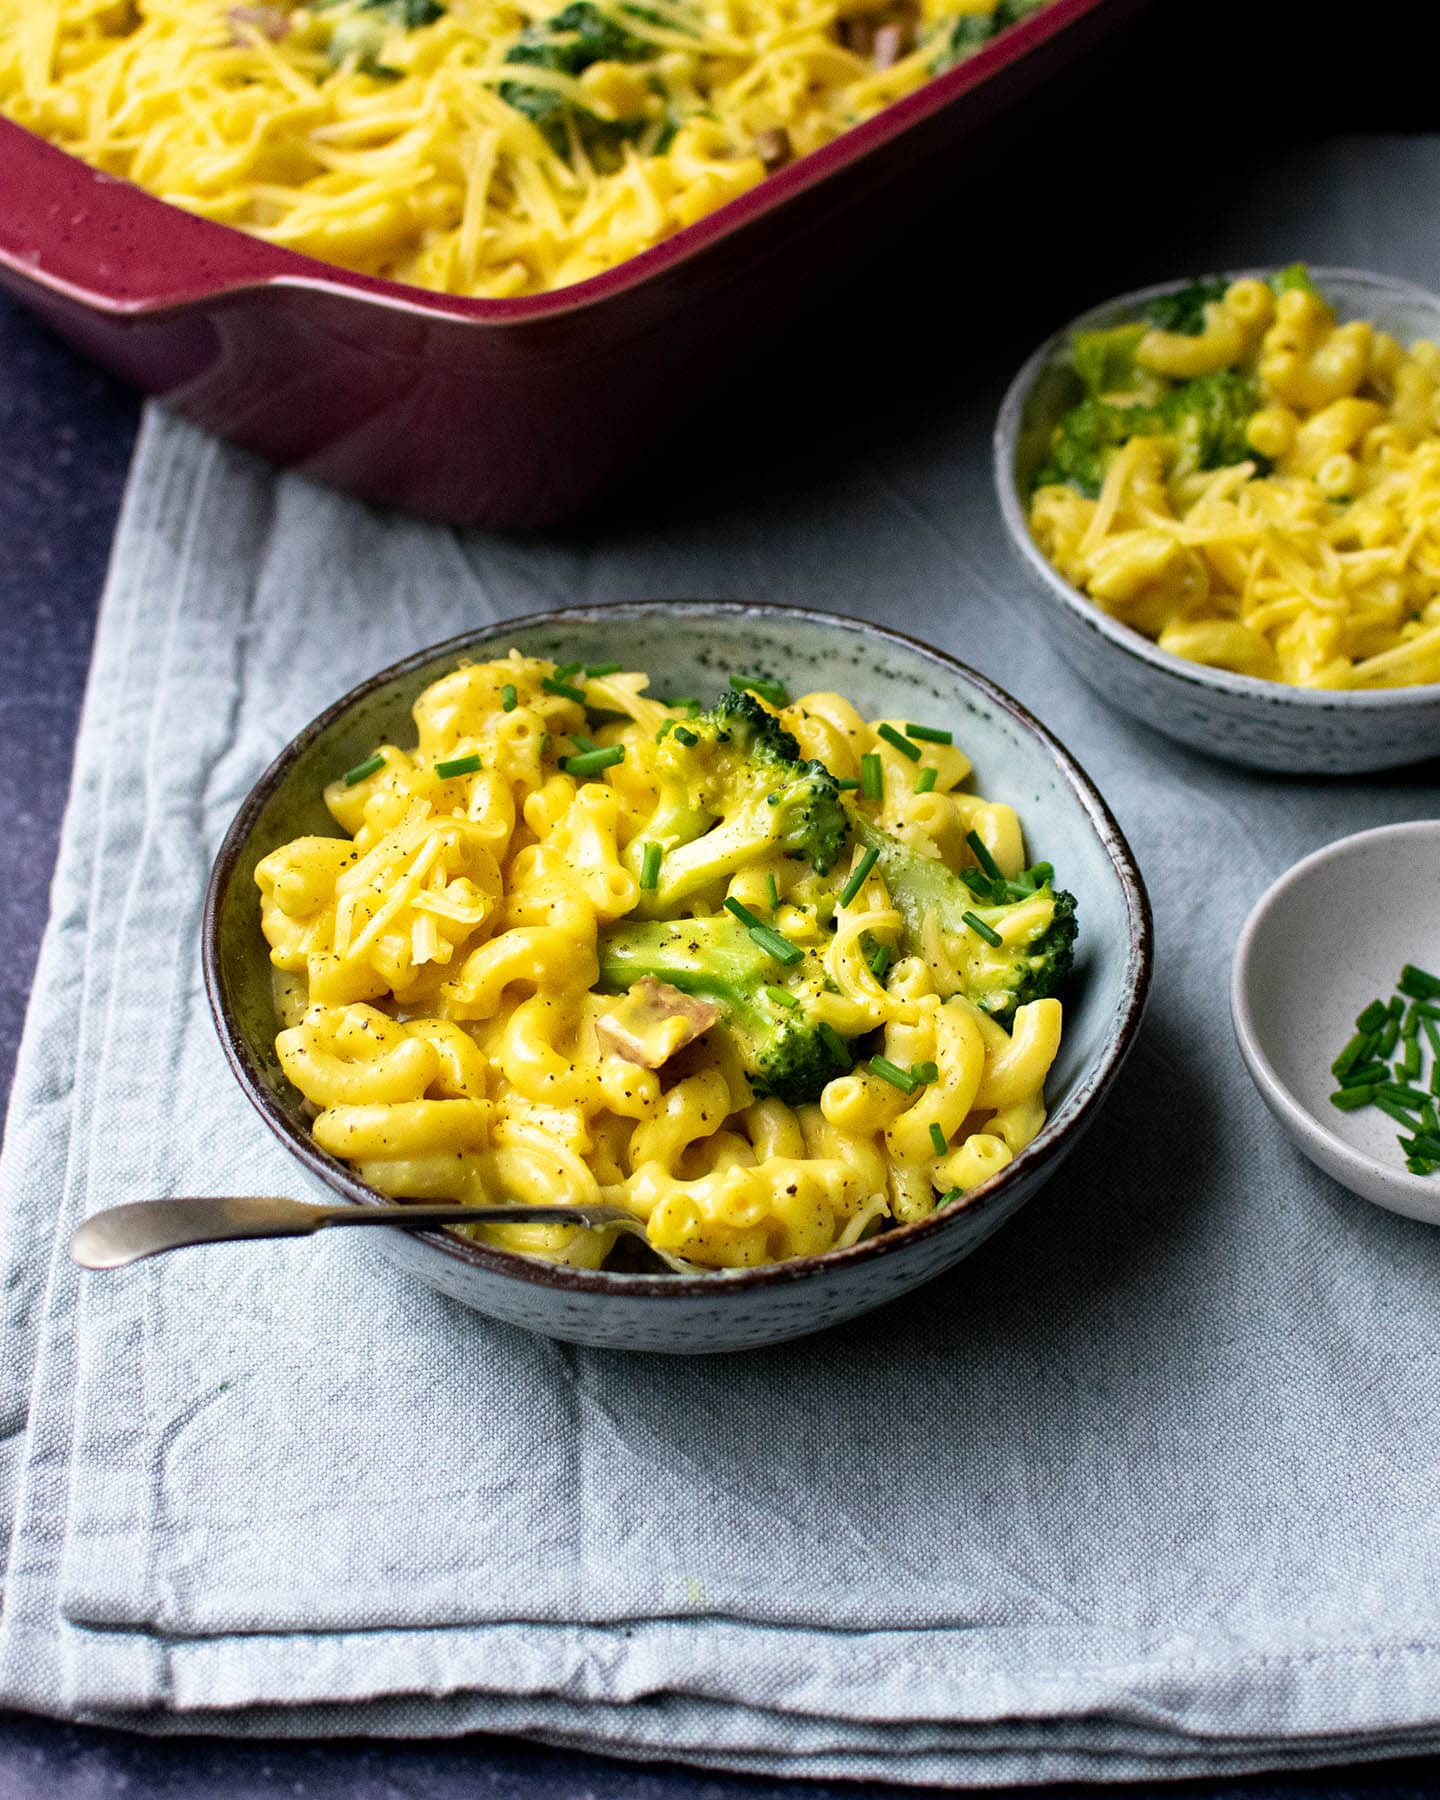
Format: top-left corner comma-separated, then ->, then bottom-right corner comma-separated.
1,0 -> 1053,300
256,655 -> 1066,1271
1029,274 -> 1440,689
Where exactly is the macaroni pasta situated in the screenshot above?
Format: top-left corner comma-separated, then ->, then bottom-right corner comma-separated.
1028,268 -> 1440,689
256,655 -> 1073,1270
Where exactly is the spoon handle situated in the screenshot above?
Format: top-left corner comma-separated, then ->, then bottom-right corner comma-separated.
69,1197 -> 628,1270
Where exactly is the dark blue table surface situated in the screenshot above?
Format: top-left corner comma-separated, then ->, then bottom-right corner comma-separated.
5,7 -> 1440,1794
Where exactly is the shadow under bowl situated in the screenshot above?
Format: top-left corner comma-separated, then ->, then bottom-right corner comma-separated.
1232,819 -> 1440,1226
994,267 -> 1440,775
205,600 -> 1152,1351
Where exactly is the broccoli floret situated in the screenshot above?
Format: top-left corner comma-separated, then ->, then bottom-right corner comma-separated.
852,817 -> 1076,1025
1269,262 -> 1324,301
1144,276 -> 1227,336
499,1 -> 656,158
1033,371 -> 1264,497
597,916 -> 853,1104
627,689 -> 849,913
939,0 -> 1040,61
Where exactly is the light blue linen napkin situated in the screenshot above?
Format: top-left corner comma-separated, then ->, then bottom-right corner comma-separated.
6,135 -> 1440,1784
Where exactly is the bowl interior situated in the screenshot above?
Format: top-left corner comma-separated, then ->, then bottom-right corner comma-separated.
210,602 -> 1148,1274
1237,821 -> 1440,1183
1007,267 -> 1440,497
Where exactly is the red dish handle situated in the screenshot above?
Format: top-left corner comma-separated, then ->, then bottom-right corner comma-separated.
0,119 -> 290,313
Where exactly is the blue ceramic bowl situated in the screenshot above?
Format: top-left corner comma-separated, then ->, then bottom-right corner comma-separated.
995,267 -> 1440,775
205,601 -> 1152,1352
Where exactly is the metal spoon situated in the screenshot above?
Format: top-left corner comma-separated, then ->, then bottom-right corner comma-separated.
68,1197 -> 675,1271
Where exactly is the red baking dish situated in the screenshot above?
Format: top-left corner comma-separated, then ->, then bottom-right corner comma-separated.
0,0 -> 1129,526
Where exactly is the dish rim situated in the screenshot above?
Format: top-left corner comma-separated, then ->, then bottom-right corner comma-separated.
993,264 -> 1440,713
1,0 -> 1106,326
203,597 -> 1154,1297
1231,818 -> 1440,1212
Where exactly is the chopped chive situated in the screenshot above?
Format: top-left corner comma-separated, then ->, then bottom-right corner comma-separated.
914,767 -> 937,795
1330,1085 -> 1376,1111
341,751 -> 385,786
860,753 -> 883,803
655,719 -> 675,743
1407,1130 -> 1440,1160
1423,1101 -> 1440,1136
877,722 -> 921,762
501,683 -> 518,712
673,725 -> 699,748
929,1122 -> 948,1155
1380,1018 -> 1401,1057
818,1023 -> 852,1069
638,842 -> 662,891
1356,1000 -> 1390,1033
836,777 -> 861,791
1408,1157 -> 1440,1176
962,911 -> 1004,948
1339,1060 -> 1390,1088
1377,1094 -> 1423,1129
905,723 -> 952,745
542,675 -> 587,703
1413,1002 -> 1440,1021
1381,1081 -> 1433,1109
729,672 -> 788,707
1432,1056 -> 1440,1096
434,752 -> 481,779
762,873 -> 779,914
911,1061 -> 939,1085
938,1187 -> 962,1207
839,847 -> 879,908
764,984 -> 798,1009
585,661 -> 621,678
569,733 -> 598,754
1331,1031 -> 1373,1078
553,660 -> 582,680
869,1055 -> 919,1094
561,745 -> 625,777
1390,996 -> 1406,1018
965,829 -> 1004,883
723,897 -> 803,965
1401,963 -> 1440,1001
868,942 -> 893,982
1401,1037 -> 1424,1080
1426,1018 -> 1440,1060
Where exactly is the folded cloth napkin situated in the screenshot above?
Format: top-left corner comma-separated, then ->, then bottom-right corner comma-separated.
7,135 -> 1440,1786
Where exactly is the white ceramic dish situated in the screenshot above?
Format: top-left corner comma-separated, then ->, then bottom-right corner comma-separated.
994,267 -> 1440,775
1232,820 -> 1440,1226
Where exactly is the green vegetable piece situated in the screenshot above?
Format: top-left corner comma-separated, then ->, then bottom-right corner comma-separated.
1380,1018 -> 1401,1057
341,751 -> 385,786
914,767 -> 937,795
638,842 -> 662,891
434,753 -> 481,778
1071,323 -> 1148,398
1330,1086 -> 1376,1111
867,942 -> 893,982
542,675 -> 587,703
1377,1094 -> 1422,1129
869,1055 -> 919,1094
963,910 -> 1004,948
817,1023 -> 852,1070
723,897 -> 803,966
729,672 -> 789,707
860,753 -> 883,803
1338,1061 -> 1389,1089
1268,263 -> 1322,300
501,683 -> 518,711
1356,999 -> 1390,1033
1400,963 -> 1440,1000
904,723 -> 952,745
1331,1030 -> 1374,1078
836,777 -> 860,791
562,745 -> 625,776
765,872 -> 780,913
585,661 -> 622,677
764,984 -> 798,1009
672,725 -> 699,747
910,1061 -> 939,1085
877,722 -> 921,762
929,1122 -> 948,1155
839,847 -> 879,909
1144,276 -> 1227,336
965,829 -> 1004,883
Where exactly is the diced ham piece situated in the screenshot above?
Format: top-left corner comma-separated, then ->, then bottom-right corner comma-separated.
872,21 -> 907,66
229,5 -> 290,42
755,127 -> 792,171
597,977 -> 720,1068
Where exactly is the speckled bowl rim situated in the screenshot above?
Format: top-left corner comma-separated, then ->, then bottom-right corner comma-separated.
993,265 -> 1440,714
1231,819 -> 1440,1212
204,599 -> 1153,1299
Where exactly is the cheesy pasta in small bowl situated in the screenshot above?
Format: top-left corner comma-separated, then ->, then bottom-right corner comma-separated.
205,602 -> 1151,1351
996,266 -> 1440,773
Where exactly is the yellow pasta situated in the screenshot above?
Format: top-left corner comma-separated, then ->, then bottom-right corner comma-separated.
1,0 -> 1055,300
257,654 -> 1075,1270
1027,266 -> 1440,690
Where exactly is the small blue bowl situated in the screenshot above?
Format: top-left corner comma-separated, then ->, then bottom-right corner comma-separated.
205,601 -> 1153,1352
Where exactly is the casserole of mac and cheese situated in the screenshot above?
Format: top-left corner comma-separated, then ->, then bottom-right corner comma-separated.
256,655 -> 1076,1271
